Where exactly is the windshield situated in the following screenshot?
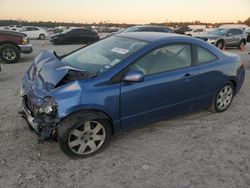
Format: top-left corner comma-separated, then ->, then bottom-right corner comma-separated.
62,36 -> 148,75
209,28 -> 227,35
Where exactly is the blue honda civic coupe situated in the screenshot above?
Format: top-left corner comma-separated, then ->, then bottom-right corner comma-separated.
20,32 -> 245,158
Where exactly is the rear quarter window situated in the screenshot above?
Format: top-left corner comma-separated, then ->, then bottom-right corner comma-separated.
197,46 -> 218,64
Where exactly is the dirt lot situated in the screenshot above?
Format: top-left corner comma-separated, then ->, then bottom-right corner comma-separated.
0,40 -> 250,188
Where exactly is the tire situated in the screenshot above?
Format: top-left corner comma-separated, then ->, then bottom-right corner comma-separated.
216,40 -> 225,50
0,44 -> 20,64
85,37 -> 91,44
247,35 -> 250,43
57,111 -> 112,158
53,41 -> 61,45
238,40 -> 245,50
53,37 -> 63,45
209,82 -> 234,113
39,34 -> 45,40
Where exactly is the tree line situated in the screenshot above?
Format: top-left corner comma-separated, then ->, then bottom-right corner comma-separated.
0,17 -> 249,28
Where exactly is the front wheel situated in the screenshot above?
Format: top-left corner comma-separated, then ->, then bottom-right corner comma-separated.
209,82 -> 234,113
57,112 -> 112,158
216,40 -> 225,50
0,44 -> 20,64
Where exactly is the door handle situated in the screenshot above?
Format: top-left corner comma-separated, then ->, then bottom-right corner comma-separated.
183,73 -> 195,79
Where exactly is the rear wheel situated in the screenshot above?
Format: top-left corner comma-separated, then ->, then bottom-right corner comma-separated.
209,82 -> 234,113
57,112 -> 112,158
238,40 -> 245,50
0,44 -> 20,64
39,34 -> 45,40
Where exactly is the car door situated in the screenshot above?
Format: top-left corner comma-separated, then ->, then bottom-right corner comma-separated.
120,43 -> 200,129
24,27 -> 39,39
80,29 -> 93,43
67,29 -> 81,43
224,29 -> 235,46
232,29 -> 242,46
21,27 -> 31,38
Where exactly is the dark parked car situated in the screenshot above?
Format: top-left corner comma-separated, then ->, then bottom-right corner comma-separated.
0,30 -> 33,64
21,32 -> 245,158
107,25 -> 173,37
49,28 -> 99,45
174,26 -> 192,34
195,28 -> 247,50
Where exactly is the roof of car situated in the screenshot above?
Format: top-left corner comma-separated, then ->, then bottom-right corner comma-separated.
133,25 -> 170,28
219,27 -> 244,31
117,32 -> 185,42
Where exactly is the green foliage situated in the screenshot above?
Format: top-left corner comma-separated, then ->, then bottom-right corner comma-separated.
0,17 -> 249,28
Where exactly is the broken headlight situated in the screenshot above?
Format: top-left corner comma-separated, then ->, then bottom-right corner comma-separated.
38,96 -> 57,115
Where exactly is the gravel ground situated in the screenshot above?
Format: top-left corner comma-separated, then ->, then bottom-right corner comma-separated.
0,40 -> 250,188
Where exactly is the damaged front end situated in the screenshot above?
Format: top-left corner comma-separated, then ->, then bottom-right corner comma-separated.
20,50 -> 93,141
20,95 -> 59,140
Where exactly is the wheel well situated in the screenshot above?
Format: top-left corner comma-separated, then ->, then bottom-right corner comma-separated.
229,80 -> 237,94
216,39 -> 224,45
0,42 -> 20,50
239,39 -> 246,45
68,109 -> 115,135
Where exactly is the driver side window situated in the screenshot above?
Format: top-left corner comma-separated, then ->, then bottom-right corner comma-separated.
227,29 -> 234,36
133,44 -> 192,76
22,27 -> 30,31
70,30 -> 81,35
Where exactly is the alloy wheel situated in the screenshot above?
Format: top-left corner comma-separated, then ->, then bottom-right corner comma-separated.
240,42 -> 245,50
39,34 -> 45,40
216,85 -> 233,111
68,121 -> 106,155
217,42 -> 224,50
2,48 -> 16,61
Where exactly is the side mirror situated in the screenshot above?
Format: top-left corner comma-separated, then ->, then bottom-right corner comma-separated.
227,33 -> 233,36
123,70 -> 144,82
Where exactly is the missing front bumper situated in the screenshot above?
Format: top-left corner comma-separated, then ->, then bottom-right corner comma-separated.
20,99 -> 58,140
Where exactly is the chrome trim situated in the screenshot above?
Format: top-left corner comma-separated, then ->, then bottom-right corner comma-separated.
18,44 -> 33,54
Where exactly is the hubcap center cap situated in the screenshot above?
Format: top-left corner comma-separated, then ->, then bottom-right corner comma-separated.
80,132 -> 93,141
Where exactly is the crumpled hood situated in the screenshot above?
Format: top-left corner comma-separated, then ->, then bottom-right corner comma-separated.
27,50 -> 68,90
24,50 -> 91,93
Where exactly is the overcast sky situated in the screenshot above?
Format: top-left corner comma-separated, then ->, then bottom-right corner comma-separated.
0,0 -> 249,23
